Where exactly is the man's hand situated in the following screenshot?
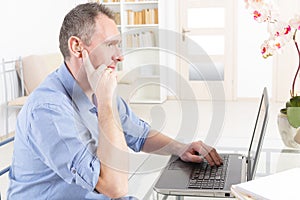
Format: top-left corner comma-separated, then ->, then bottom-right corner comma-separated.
82,49 -> 106,92
179,141 -> 223,166
82,50 -> 118,105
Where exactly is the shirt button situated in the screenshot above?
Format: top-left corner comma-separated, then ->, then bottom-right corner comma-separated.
71,167 -> 76,174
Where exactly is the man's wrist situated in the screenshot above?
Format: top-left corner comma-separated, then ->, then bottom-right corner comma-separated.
173,142 -> 188,157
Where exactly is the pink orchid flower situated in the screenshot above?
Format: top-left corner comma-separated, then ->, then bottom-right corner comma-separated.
246,0 -> 300,97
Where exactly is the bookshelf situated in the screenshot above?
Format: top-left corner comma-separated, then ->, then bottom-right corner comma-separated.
96,0 -> 167,104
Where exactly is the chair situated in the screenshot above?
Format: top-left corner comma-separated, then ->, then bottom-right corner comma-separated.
1,58 -> 24,199
0,136 -> 14,200
1,57 -> 26,137
0,137 -> 14,176
1,53 -> 63,137
20,53 -> 63,95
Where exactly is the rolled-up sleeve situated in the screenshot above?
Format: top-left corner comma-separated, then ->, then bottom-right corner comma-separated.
28,102 -> 100,192
117,97 -> 151,152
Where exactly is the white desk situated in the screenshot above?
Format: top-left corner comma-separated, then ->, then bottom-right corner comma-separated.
127,145 -> 300,200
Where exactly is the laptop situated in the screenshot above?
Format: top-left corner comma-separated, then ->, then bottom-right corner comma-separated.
153,87 -> 269,198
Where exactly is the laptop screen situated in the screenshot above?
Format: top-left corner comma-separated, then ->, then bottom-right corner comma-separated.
247,87 -> 269,181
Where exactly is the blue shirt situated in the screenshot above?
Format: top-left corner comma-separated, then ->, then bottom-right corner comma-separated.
7,63 -> 150,200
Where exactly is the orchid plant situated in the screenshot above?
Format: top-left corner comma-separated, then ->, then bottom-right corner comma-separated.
245,0 -> 300,128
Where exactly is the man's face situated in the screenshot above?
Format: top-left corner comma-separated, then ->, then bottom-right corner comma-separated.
86,14 -> 123,71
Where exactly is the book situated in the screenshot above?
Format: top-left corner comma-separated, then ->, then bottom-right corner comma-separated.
231,168 -> 300,200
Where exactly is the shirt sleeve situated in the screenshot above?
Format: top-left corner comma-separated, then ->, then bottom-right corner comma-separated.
28,101 -> 100,192
117,97 -> 151,152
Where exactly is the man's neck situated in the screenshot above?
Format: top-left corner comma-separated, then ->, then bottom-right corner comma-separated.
65,59 -> 94,103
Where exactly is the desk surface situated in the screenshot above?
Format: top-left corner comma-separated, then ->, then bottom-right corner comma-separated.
127,144 -> 300,200
123,96 -> 297,199
155,147 -> 300,200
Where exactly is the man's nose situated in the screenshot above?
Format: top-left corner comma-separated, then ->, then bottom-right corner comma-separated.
112,47 -> 124,62
112,54 -> 124,62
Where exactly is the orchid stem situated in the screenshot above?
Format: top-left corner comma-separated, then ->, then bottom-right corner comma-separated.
292,29 -> 300,97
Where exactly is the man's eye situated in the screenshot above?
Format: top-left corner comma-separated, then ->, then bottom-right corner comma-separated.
106,42 -> 122,48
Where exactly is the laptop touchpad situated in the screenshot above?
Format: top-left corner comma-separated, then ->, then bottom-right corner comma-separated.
168,158 -> 194,170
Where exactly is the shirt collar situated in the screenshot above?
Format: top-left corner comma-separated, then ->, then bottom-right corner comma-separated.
56,62 -> 97,114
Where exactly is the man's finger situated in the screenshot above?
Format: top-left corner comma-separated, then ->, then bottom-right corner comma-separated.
200,145 -> 221,166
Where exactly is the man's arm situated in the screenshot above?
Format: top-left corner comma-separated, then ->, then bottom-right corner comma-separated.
141,129 -> 185,156
82,50 -> 129,198
94,103 -> 129,198
142,129 -> 223,166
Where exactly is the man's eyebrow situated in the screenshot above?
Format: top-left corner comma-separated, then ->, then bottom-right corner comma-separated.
103,35 -> 122,43
103,39 -> 121,44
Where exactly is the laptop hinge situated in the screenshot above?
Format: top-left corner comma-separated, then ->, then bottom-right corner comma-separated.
241,156 -> 247,182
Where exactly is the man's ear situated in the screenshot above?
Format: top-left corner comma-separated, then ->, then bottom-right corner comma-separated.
68,36 -> 83,58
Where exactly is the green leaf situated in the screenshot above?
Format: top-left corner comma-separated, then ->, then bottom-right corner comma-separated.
289,96 -> 300,107
280,108 -> 287,115
287,107 -> 300,128
286,101 -> 291,108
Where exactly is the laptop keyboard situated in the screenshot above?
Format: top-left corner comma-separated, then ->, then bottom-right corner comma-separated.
188,155 -> 229,190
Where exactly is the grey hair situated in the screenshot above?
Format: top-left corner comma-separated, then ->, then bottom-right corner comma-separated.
59,3 -> 115,60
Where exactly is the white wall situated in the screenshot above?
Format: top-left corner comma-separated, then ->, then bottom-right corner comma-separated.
159,0 -> 179,97
237,1 -> 273,99
0,0 -> 85,59
0,0 -> 85,136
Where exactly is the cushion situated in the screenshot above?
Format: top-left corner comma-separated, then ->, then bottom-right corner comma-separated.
17,53 -> 63,95
7,96 -> 28,107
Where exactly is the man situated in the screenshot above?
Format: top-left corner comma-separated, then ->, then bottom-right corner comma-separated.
7,3 -> 222,199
